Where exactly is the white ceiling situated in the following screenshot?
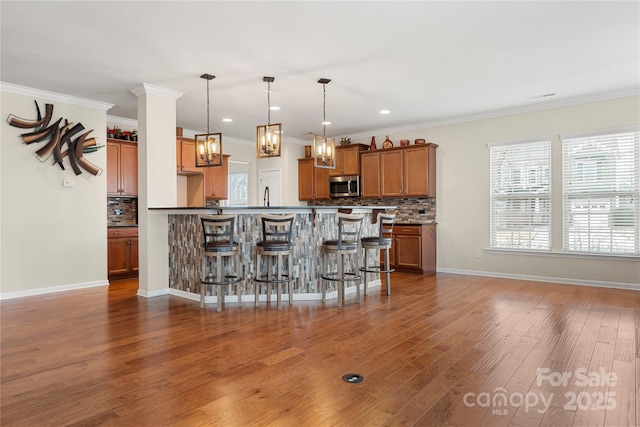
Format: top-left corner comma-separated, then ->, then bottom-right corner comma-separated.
2,1 -> 638,143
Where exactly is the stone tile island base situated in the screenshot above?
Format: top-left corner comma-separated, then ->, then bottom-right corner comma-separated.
160,206 -> 394,304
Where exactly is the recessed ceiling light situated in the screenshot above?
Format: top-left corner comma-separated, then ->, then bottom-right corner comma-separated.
270,106 -> 280,111
222,118 -> 233,122
380,109 -> 391,115
322,121 -> 331,125
529,93 -> 555,100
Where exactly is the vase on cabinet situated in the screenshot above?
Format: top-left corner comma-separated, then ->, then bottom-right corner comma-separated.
370,136 -> 377,150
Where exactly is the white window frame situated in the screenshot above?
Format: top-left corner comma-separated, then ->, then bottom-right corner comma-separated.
224,171 -> 249,207
489,138 -> 552,251
561,127 -> 640,255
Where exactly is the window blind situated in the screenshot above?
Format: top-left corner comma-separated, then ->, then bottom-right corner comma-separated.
562,129 -> 640,254
490,140 -> 551,250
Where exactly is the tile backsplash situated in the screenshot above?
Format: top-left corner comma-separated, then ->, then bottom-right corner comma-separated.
309,197 -> 436,223
107,197 -> 137,226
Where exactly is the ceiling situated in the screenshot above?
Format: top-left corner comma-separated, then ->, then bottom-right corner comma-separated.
2,1 -> 638,144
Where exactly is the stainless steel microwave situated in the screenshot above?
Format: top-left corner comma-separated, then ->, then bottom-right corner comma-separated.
329,175 -> 360,198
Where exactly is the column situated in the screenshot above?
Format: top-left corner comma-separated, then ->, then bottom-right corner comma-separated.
130,83 -> 183,297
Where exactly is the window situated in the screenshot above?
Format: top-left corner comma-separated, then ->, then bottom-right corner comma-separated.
489,139 -> 551,250
226,172 -> 248,206
562,128 -> 640,255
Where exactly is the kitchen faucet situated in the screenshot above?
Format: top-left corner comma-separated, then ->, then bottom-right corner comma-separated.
263,186 -> 270,207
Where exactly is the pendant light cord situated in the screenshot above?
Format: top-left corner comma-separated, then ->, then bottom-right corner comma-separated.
267,81 -> 271,126
206,78 -> 211,135
322,83 -> 327,138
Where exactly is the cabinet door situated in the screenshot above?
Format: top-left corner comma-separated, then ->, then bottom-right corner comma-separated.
298,159 -> 314,201
205,155 -> 229,200
120,143 -> 138,196
380,150 -> 403,197
314,166 -> 331,200
403,146 -> 430,197
360,152 -> 380,198
394,235 -> 422,270
179,139 -> 198,173
106,142 -> 120,195
422,225 -> 436,274
341,146 -> 360,176
330,149 -> 345,176
108,238 -> 131,276
130,238 -> 139,273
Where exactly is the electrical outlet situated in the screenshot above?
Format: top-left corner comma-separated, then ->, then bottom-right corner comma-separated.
63,179 -> 75,187
475,250 -> 481,258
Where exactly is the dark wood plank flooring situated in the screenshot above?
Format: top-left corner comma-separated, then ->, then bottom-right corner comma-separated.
1,273 -> 638,426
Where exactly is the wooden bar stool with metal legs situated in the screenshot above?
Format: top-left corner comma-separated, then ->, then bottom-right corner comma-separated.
360,213 -> 396,296
254,213 -> 296,310
199,214 -> 243,312
321,213 -> 364,307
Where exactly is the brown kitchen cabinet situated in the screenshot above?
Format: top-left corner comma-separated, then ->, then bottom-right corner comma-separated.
330,144 -> 368,176
108,227 -> 139,280
107,139 -> 138,196
360,151 -> 381,198
388,224 -> 436,274
176,137 -> 201,174
204,154 -> 229,200
361,143 -> 437,198
298,158 -> 331,201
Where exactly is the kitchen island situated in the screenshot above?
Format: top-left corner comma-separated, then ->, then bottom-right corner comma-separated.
149,206 -> 395,304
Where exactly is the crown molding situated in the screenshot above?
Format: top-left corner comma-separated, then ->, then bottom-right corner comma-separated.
129,83 -> 184,100
106,115 -> 139,128
0,82 -> 114,111
348,89 -> 640,139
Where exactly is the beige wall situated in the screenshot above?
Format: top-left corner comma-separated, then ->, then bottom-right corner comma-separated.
1,90 -> 109,296
351,96 -> 640,288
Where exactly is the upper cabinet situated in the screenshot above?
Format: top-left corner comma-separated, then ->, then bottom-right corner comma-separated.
330,144 -> 368,176
107,139 -> 138,196
360,151 -> 381,198
298,158 -> 331,201
204,155 -> 229,200
176,137 -> 200,174
361,143 -> 437,198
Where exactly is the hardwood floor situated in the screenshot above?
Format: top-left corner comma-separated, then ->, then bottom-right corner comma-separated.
1,273 -> 638,426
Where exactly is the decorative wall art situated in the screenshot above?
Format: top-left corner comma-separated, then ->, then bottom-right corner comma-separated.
7,100 -> 104,176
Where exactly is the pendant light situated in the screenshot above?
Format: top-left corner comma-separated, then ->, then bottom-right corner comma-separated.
256,76 -> 282,158
313,78 -> 335,169
195,73 -> 223,167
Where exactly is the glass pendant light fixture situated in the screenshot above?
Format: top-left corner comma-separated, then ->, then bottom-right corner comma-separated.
256,76 -> 282,158
313,78 -> 336,169
195,73 -> 223,167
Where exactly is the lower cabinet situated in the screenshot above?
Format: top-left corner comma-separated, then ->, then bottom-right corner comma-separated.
108,227 -> 139,280
388,224 -> 436,275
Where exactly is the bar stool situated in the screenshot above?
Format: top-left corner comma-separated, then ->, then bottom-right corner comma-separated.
254,213 -> 296,310
199,214 -> 243,312
321,213 -> 364,307
360,213 -> 396,296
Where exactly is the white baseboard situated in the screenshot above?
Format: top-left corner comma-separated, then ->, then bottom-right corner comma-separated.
0,280 -> 109,300
436,268 -> 640,291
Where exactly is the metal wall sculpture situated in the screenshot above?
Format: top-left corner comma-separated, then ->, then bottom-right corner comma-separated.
7,100 -> 103,176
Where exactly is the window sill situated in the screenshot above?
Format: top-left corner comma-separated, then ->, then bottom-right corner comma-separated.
485,248 -> 640,262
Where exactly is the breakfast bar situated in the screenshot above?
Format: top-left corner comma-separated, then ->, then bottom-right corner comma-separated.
149,206 -> 395,303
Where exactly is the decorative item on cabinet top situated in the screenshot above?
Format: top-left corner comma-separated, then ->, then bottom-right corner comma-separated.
107,126 -> 137,141
7,100 -> 104,176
